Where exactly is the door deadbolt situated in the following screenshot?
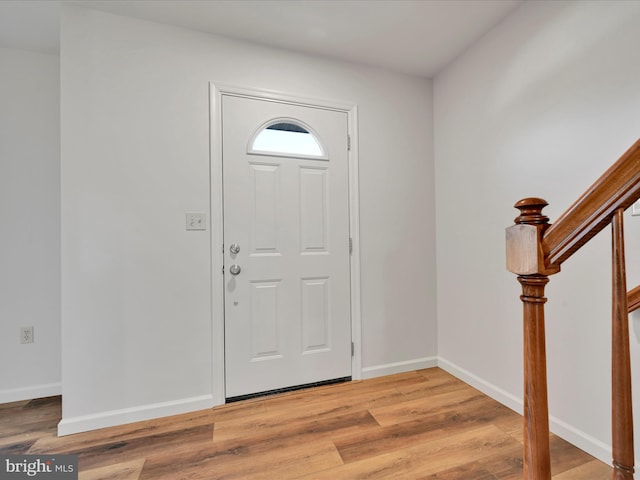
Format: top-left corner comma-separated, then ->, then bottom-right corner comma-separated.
229,243 -> 241,255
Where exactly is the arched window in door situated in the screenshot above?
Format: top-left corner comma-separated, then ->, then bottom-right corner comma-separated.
248,118 -> 327,160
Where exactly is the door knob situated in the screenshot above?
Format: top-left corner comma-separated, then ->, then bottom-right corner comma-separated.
229,264 -> 242,276
229,243 -> 241,255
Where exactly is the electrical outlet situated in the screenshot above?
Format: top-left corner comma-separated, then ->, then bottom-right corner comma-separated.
20,326 -> 34,344
186,212 -> 207,231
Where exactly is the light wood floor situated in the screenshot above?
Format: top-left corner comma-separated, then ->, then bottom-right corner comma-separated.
1,368 -> 612,479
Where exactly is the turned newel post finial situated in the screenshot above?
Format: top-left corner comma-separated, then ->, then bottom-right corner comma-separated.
506,197 -> 559,277
514,197 -> 549,225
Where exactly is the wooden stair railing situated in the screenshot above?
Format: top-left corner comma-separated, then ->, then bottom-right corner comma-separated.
628,285 -> 640,314
506,138 -> 640,480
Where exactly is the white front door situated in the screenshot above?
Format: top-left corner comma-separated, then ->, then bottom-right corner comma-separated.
222,94 -> 352,400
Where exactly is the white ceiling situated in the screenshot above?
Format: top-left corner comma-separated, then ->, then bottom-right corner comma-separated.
0,0 -> 523,78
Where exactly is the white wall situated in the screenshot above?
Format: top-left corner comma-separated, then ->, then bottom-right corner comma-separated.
435,0 -> 640,464
0,46 -> 61,403
59,5 -> 436,434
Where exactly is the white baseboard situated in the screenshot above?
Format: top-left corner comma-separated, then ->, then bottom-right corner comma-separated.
57,394 -> 214,436
437,357 -> 618,467
437,357 -> 523,414
549,414 -> 614,467
0,383 -> 61,404
361,356 -> 438,379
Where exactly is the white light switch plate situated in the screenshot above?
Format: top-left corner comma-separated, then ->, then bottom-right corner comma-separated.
633,201 -> 640,216
186,212 -> 207,230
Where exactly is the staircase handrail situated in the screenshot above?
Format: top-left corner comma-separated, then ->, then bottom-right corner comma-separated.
506,139 -> 640,480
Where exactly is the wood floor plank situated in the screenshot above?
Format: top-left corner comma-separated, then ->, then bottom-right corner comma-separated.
34,424 -> 213,471
0,399 -> 30,410
334,394 -> 515,463
0,436 -> 38,455
79,458 -> 145,480
464,442 -> 524,479
0,368 -> 612,479
213,388 -> 397,443
0,396 -> 61,437
413,440 -> 525,479
548,434 -> 604,476
140,438 -> 343,480
215,409 -> 379,445
258,370 -> 427,410
492,406 -> 524,442
552,459 -> 612,479
369,384 -> 489,426
0,396 -> 61,455
124,412 -> 370,479
394,369 -> 472,399
209,398 -> 266,423
301,424 -> 521,479
265,383 -> 408,414
416,460 -> 499,480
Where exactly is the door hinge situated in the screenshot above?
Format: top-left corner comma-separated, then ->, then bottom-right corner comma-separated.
222,266 -> 224,275
351,342 -> 355,357
349,237 -> 353,254
347,134 -> 351,151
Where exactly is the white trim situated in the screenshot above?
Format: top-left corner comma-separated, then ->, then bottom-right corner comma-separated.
209,82 -> 362,402
210,84 -> 225,406
437,357 -> 523,414
57,395 -> 214,436
212,84 -> 356,113
361,357 -> 438,379
437,356 -> 622,468
0,383 -> 61,404
549,414 -> 614,468
347,104 -> 362,380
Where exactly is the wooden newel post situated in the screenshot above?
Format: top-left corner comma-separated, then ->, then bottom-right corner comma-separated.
506,198 -> 560,480
519,274 -> 551,480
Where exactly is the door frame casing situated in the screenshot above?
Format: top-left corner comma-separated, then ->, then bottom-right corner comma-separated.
209,83 -> 362,405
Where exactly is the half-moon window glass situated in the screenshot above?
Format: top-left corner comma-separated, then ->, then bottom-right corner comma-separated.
249,120 -> 326,159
